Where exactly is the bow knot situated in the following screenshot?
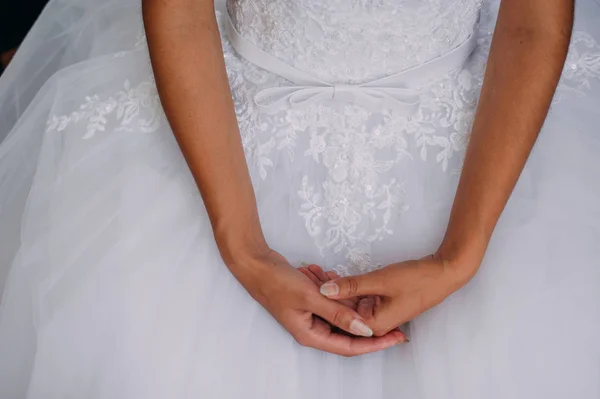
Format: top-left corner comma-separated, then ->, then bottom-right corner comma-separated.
254,84 -> 421,115
332,85 -> 356,102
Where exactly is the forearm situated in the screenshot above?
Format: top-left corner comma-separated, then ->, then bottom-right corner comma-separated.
438,0 -> 573,277
142,0 -> 268,265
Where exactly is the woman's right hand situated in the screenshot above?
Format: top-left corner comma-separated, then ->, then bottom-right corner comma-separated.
228,249 -> 407,357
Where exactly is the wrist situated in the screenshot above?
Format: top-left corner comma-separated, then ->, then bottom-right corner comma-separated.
435,235 -> 488,284
213,220 -> 270,271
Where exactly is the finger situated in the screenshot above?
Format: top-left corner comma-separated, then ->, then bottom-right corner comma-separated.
339,297 -> 360,310
326,271 -> 341,280
396,327 -> 410,342
300,276 -> 357,309
323,271 -> 360,307
307,264 -> 330,283
368,297 -> 413,336
310,295 -> 374,337
299,267 -> 323,286
304,317 -> 407,357
307,266 -> 358,308
320,272 -> 384,300
301,268 -> 358,308
357,297 -> 376,320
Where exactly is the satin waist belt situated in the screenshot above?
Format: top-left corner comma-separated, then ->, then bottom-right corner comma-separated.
225,13 -> 477,115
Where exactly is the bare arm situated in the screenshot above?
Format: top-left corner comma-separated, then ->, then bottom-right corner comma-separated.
142,0 -> 266,266
438,0 -> 574,280
439,0 -> 574,278
320,0 -> 575,334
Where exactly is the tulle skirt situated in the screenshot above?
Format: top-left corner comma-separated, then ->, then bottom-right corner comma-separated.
1,1 -> 600,398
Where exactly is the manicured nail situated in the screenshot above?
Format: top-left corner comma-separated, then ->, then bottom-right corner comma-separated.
320,282 -> 339,297
350,319 -> 373,337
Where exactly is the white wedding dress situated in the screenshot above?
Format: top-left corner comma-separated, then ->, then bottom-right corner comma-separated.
1,0 -> 600,398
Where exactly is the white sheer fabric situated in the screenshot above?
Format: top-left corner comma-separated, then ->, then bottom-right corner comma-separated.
1,0 -> 600,398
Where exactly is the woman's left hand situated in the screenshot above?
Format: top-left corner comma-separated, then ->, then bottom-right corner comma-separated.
319,255 -> 478,337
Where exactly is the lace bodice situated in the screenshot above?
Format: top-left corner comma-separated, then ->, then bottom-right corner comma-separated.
227,0 -> 483,83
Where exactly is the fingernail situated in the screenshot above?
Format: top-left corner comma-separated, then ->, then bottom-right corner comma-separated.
350,319 -> 373,337
301,261 -> 309,267
320,282 -> 339,297
395,329 -> 410,343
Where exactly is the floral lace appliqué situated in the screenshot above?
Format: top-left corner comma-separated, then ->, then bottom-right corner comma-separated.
554,31 -> 600,103
46,78 -> 161,138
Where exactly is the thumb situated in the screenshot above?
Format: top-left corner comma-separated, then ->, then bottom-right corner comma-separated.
319,273 -> 383,300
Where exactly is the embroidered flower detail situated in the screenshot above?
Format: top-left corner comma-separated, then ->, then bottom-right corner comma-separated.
46,79 -> 161,138
555,31 -> 600,102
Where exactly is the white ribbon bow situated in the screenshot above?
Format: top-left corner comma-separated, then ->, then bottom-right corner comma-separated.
254,84 -> 420,114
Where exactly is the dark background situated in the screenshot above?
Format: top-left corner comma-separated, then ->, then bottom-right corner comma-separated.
1,0 -> 49,69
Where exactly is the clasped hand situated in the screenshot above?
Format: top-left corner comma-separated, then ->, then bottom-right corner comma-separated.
230,249 -> 475,357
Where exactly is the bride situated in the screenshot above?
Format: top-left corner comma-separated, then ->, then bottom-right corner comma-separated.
1,0 -> 599,397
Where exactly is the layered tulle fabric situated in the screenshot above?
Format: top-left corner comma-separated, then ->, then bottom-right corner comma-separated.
1,0 -> 600,398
